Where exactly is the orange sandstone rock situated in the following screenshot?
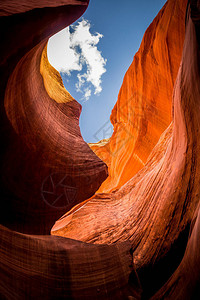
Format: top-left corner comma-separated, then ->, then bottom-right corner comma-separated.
91,0 -> 188,193
52,0 -> 200,297
2,0 -> 200,299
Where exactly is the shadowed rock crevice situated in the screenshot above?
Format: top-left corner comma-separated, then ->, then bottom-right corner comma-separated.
1,0 -> 200,299
0,0 -> 108,235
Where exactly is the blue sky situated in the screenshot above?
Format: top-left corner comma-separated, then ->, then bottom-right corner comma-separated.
48,0 -> 166,143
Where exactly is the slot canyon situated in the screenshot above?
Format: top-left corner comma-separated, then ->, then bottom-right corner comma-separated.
0,0 -> 200,299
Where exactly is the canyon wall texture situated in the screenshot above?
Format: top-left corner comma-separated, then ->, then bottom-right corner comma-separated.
90,0 -> 188,193
0,0 -> 108,235
1,0 -> 200,299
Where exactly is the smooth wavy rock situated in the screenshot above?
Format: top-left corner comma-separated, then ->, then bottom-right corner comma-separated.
0,0 -> 107,235
151,3 -> 200,298
52,0 -> 200,298
0,224 -> 138,299
0,0 -> 88,16
91,0 -> 188,193
1,0 -> 200,299
0,1 -> 138,299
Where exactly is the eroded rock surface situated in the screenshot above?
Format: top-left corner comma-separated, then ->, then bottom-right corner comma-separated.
91,0 -> 188,193
1,0 -> 200,299
0,0 -> 107,235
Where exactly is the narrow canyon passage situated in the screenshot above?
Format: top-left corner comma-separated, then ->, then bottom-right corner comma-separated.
0,0 -> 200,299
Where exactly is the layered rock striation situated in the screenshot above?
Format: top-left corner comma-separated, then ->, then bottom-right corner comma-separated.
0,0 -> 107,235
52,0 -> 200,298
91,0 -> 188,193
1,0 -> 200,299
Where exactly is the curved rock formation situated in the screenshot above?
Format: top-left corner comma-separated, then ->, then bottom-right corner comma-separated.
91,0 -> 188,193
0,0 -> 107,235
1,0 -> 200,299
0,224 -> 137,299
52,0 -> 200,298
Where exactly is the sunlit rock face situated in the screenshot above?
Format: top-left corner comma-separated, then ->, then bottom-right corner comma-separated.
0,2 -> 136,299
1,0 -> 200,299
91,0 -> 188,193
52,0 -> 200,298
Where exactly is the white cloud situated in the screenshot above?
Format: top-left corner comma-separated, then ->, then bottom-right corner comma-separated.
47,27 -> 81,75
47,19 -> 107,101
84,88 -> 92,101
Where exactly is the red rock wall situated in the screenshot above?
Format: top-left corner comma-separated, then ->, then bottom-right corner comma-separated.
52,0 -> 200,298
0,0 -> 108,235
0,224 -> 136,299
91,0 -> 188,193
1,0 -> 200,299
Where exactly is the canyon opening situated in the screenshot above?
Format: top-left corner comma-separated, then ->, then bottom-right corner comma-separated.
1,0 -> 200,300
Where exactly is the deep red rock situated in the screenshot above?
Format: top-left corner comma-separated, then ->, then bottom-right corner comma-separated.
1,0 -> 200,299
52,0 -> 200,298
0,0 -> 108,235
